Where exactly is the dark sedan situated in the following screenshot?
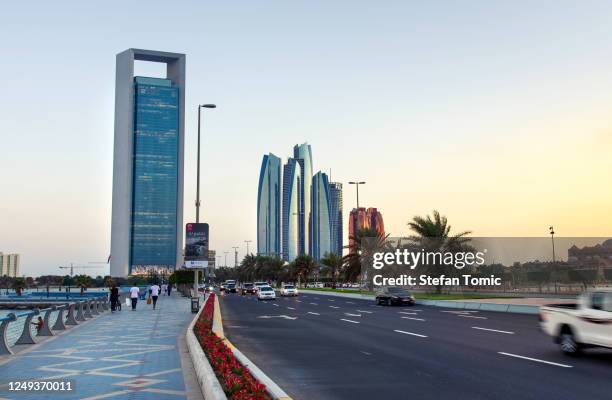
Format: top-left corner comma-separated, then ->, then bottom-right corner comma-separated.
241,283 -> 256,295
376,288 -> 415,306
226,283 -> 238,293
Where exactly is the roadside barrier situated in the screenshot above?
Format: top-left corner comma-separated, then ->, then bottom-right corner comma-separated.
0,296 -> 110,356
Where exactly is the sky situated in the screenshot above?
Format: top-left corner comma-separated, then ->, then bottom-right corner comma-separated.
1,1 -> 611,277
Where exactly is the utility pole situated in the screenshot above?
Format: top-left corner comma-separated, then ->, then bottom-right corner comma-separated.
245,240 -> 252,256
224,252 -> 229,268
232,246 -> 239,267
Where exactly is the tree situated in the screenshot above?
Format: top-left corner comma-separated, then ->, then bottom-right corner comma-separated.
289,254 -> 317,287
407,210 -> 472,293
73,275 -> 91,295
321,252 -> 343,288
12,277 -> 26,296
343,227 -> 390,287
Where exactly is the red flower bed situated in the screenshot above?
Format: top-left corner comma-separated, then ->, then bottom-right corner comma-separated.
194,294 -> 270,400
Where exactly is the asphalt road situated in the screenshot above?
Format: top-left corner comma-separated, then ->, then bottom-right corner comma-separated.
219,291 -> 612,400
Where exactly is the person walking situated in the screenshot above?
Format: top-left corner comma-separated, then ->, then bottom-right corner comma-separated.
167,283 -> 172,296
150,283 -> 160,310
110,285 -> 119,312
129,285 -> 139,311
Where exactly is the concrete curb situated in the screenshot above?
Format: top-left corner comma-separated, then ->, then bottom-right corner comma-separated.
301,290 -> 540,315
214,296 -> 292,400
186,296 -> 227,400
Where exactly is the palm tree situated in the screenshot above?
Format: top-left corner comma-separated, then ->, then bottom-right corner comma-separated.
73,275 -> 91,295
239,254 -> 257,281
12,277 -> 26,296
407,210 -> 472,293
343,227 -> 390,287
289,254 -> 316,287
320,252 -> 343,288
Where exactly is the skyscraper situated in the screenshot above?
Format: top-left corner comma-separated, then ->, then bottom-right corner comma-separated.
110,49 -> 186,277
257,153 -> 282,257
348,207 -> 385,253
282,158 -> 301,261
293,143 -> 313,255
311,172 -> 332,261
328,182 -> 343,257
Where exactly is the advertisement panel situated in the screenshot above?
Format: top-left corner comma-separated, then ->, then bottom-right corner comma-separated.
185,223 -> 209,263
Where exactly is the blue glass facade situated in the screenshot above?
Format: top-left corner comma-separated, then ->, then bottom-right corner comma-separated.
293,143 -> 313,256
257,153 -> 282,257
130,76 -> 179,272
311,172 -> 332,261
328,182 -> 343,257
282,158 -> 300,261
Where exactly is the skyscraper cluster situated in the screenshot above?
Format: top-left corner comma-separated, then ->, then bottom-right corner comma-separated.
257,143 -> 343,262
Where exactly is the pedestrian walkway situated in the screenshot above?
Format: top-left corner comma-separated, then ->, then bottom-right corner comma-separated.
0,293 -> 200,400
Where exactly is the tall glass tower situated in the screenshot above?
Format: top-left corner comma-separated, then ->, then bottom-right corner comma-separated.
282,158 -> 301,261
311,172 -> 332,261
293,143 -> 313,255
328,182 -> 343,257
111,49 -> 186,277
257,153 -> 282,257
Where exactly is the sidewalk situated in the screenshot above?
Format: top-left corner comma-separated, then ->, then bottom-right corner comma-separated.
0,293 -> 202,400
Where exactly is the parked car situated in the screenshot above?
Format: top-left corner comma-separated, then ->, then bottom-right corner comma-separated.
257,286 -> 276,301
540,289 -> 612,355
241,283 -> 256,295
280,285 -> 299,297
376,287 -> 416,306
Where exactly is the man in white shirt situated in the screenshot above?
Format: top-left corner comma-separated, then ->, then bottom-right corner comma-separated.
150,283 -> 160,310
129,285 -> 140,311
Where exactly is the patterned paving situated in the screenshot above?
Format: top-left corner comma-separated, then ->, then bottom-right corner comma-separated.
0,294 -> 196,400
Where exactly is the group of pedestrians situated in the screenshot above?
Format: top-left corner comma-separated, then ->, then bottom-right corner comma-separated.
109,283 -> 174,312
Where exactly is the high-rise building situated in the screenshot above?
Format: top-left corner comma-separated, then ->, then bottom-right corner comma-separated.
282,158 -> 301,261
348,207 -> 385,252
257,153 -> 282,257
328,182 -> 343,257
110,49 -> 186,277
293,143 -> 313,255
311,172 -> 332,261
0,253 -> 20,277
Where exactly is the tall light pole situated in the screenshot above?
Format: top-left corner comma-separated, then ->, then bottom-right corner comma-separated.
348,181 -> 366,208
195,104 -> 216,223
216,256 -> 222,268
224,252 -> 229,267
245,240 -> 252,256
232,246 -> 239,267
549,226 -> 556,263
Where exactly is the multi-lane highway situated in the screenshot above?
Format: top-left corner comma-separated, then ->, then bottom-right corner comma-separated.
219,291 -> 612,400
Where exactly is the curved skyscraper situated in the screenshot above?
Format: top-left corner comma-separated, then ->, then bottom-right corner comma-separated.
328,182 -> 343,257
257,153 -> 282,257
282,158 -> 301,261
311,172 -> 332,261
293,143 -> 313,255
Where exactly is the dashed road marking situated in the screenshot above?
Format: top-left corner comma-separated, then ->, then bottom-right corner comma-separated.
307,312 -> 320,315
498,352 -> 572,368
356,310 -> 372,314
393,330 -> 427,338
398,312 -> 418,315
340,319 -> 360,324
329,306 -> 340,309
458,315 -> 487,319
472,327 -> 514,334
401,317 -> 426,321
344,313 -> 361,317
287,307 -> 296,310
309,303 -> 318,305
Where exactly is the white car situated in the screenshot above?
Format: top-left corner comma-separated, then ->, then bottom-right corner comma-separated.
254,282 -> 268,292
540,289 -> 612,354
280,285 -> 299,297
257,286 -> 276,301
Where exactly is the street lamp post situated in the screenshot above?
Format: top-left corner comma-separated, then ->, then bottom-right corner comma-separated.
245,240 -> 252,256
232,246 -> 239,267
549,226 -> 556,263
195,104 -> 216,223
348,181 -> 366,208
224,252 -> 229,268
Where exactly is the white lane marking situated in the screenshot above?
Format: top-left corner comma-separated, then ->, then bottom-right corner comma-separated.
401,317 -> 426,321
441,310 -> 473,314
472,327 -> 514,334
340,319 -> 360,324
328,299 -> 335,302
329,306 -> 340,309
287,307 -> 296,310
257,315 -> 298,320
344,313 -> 361,317
498,352 -> 572,368
398,312 -> 418,315
360,351 -> 372,356
345,301 -> 355,304
296,300 -> 302,303
356,310 -> 372,314
394,329 -> 427,338
272,304 -> 279,307
307,312 -> 320,315
458,315 -> 487,319
309,302 -> 318,305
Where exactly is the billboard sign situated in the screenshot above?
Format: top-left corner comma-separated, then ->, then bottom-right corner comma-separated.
185,260 -> 209,269
185,223 -> 209,261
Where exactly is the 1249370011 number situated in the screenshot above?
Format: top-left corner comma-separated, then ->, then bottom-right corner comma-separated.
7,380 -> 74,392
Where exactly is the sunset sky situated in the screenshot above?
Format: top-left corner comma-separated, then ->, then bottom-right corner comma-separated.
1,1 -> 611,276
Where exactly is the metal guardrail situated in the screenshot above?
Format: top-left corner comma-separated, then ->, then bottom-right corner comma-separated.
0,297 -> 110,356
